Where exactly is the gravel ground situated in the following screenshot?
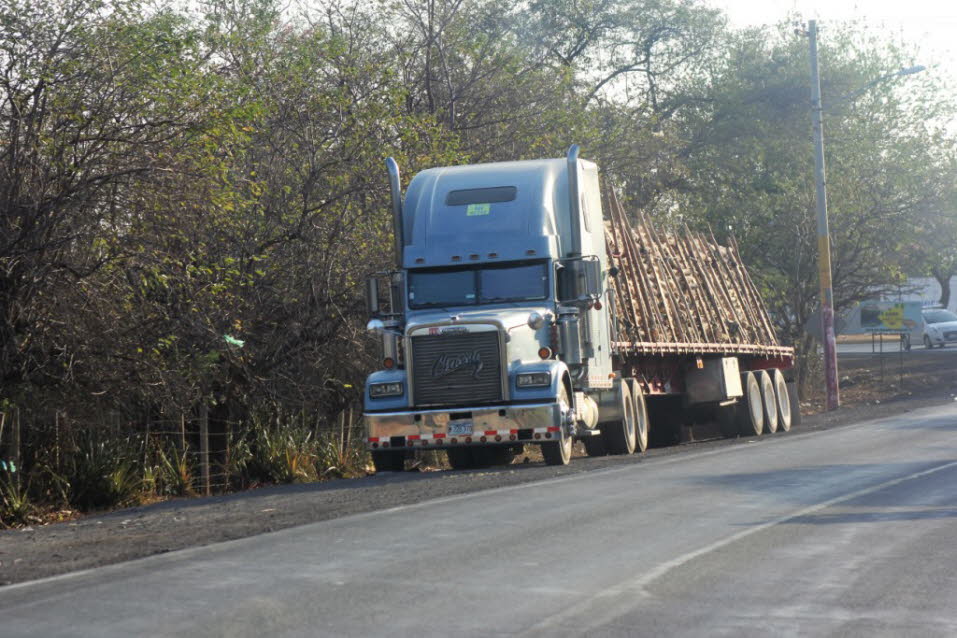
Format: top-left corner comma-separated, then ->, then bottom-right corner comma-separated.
2,350 -> 956,587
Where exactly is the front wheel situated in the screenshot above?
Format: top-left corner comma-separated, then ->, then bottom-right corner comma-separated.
446,448 -> 474,470
472,446 -> 516,467
371,450 -> 405,472
924,335 -> 933,349
542,384 -> 573,466
541,432 -> 572,465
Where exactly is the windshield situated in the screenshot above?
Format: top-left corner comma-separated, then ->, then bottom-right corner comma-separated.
408,262 -> 549,309
924,310 -> 957,324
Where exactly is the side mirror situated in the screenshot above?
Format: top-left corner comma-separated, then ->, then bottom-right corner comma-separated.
366,318 -> 386,333
557,257 -> 602,302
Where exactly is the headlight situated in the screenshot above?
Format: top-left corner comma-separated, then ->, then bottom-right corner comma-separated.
369,382 -> 403,398
516,372 -> 551,388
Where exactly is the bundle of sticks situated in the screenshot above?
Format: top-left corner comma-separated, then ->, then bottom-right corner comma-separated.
603,188 -> 791,357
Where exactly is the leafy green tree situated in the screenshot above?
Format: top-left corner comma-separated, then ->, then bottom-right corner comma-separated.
672,22 -> 956,386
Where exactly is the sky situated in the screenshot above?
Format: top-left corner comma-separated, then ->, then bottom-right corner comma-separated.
708,0 -> 957,90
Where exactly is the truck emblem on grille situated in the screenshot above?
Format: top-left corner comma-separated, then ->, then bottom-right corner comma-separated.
431,351 -> 483,379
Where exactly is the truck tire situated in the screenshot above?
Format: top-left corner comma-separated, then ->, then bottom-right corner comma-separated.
542,385 -> 573,465
771,369 -> 792,432
446,448 -> 474,470
737,371 -> 764,437
583,435 -> 606,457
601,380 -> 636,455
757,370 -> 778,434
786,380 -> 802,428
542,431 -> 572,465
371,450 -> 405,472
472,447 -> 515,467
717,404 -> 738,438
628,379 -> 649,453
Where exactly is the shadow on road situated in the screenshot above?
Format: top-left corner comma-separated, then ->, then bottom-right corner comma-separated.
787,508 -> 957,525
687,460 -> 957,508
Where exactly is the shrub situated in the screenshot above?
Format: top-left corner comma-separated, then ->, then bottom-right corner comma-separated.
62,430 -> 144,511
155,441 -> 196,497
0,473 -> 33,527
246,420 -> 318,485
316,435 -> 368,479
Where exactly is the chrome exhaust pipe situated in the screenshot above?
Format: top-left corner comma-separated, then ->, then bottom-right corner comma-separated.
386,157 -> 403,269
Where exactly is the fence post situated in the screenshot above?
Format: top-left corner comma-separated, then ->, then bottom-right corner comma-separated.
13,407 -> 21,474
55,410 -> 60,472
179,412 -> 186,452
200,403 -> 210,496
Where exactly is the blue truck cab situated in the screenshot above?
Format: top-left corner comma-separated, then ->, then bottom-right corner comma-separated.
363,147 -> 620,470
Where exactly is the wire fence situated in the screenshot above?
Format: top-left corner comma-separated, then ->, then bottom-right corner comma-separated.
0,404 -> 366,497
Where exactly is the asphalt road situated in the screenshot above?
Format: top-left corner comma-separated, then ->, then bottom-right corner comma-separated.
2,404 -> 957,637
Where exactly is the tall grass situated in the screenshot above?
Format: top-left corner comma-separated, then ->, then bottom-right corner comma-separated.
0,408 -> 369,525
0,473 -> 33,527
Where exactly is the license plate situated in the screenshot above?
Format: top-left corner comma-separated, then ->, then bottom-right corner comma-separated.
448,419 -> 473,436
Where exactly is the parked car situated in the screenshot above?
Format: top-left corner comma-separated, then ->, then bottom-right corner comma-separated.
922,308 -> 957,348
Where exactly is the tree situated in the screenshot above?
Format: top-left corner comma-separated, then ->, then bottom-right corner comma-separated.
670,22 -> 956,388
0,0 -> 210,394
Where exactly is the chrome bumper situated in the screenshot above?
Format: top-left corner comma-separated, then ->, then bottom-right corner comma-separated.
365,403 -> 561,449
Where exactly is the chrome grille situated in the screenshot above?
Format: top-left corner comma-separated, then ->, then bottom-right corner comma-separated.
411,331 -> 503,407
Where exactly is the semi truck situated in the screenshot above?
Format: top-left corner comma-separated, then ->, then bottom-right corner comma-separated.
363,146 -> 795,471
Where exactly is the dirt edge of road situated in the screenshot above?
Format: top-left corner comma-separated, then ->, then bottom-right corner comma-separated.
2,380 -> 956,587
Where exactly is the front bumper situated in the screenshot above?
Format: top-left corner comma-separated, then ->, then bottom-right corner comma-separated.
365,402 -> 562,450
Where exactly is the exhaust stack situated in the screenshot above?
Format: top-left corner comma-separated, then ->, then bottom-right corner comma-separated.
386,157 -> 404,268
566,144 -> 582,257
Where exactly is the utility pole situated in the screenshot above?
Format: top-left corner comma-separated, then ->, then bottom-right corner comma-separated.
808,20 -> 840,411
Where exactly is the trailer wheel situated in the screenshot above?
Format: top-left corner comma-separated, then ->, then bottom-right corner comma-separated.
771,369 -> 792,432
757,370 -> 778,434
628,379 -> 649,453
737,371 -> 764,437
786,380 -> 802,428
717,404 -> 738,438
371,450 -> 405,472
542,385 -> 573,465
583,435 -> 606,457
601,380 -> 636,455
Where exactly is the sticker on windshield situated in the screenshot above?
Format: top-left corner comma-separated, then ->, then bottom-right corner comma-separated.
466,203 -> 490,216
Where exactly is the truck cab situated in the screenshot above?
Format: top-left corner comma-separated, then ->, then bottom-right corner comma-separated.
364,147 -> 620,470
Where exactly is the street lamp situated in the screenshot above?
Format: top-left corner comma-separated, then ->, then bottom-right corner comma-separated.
805,20 -> 924,411
834,65 -> 926,104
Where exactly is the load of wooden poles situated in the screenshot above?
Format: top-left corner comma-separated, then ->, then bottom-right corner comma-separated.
603,188 -> 792,357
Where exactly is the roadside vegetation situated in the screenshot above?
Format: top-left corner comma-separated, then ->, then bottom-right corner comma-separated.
1,0 -> 956,524
1,414 -> 368,527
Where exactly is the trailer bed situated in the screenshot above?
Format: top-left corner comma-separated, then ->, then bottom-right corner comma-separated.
604,188 -> 794,364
